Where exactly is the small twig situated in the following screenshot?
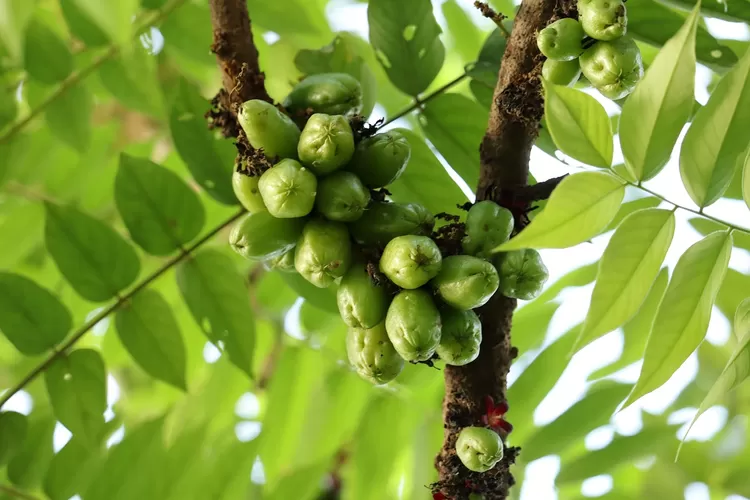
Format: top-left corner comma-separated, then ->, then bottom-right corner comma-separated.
0,484 -> 41,500
474,1 -> 512,38
626,181 -> 750,234
379,72 -> 469,129
516,174 -> 567,202
0,208 -> 246,410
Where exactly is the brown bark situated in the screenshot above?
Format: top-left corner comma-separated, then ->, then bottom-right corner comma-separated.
434,0 -> 576,498
209,0 -> 271,137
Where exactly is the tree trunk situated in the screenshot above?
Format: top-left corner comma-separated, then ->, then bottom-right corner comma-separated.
434,0 -> 576,498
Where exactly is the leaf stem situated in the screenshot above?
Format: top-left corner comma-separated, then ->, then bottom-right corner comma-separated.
0,208 -> 246,410
627,181 -> 750,234
0,0 -> 189,146
379,72 -> 469,128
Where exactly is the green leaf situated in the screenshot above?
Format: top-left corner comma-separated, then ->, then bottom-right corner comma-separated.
85,417 -> 168,500
680,49 -> 750,208
507,326 -> 579,443
743,148 -> 750,210
265,462 -> 329,500
58,0 -> 109,46
345,395 -> 422,500
277,271 -> 338,313
512,301 -> 561,355
678,299 -> 750,457
44,437 -> 102,500
419,93 -> 487,188
176,248 -> 255,378
660,0 -> 750,23
69,0 -> 138,45
627,0 -> 737,71
114,289 -> 187,390
254,270 -> 299,317
622,230 -> 733,409
295,33 -> 377,119
169,79 -> 236,205
0,272 -> 72,355
7,412 -> 55,488
576,208 -> 675,351
387,128 -> 469,215
589,268 -> 669,380
158,2 -> 214,66
0,0 -> 36,63
23,18 -> 73,85
45,82 -> 92,153
115,154 -> 205,256
99,47 -> 164,117
494,172 -> 626,251
0,86 -> 18,130
521,382 -> 632,461
44,349 -> 107,445
556,426 -> 675,484
688,217 -> 750,252
44,202 -> 141,302
368,0 -> 445,96
246,0 -> 330,38
736,298 -> 750,340
619,3 -> 699,181
543,82 -> 614,168
601,195 -> 662,234
0,411 -> 27,466
257,346 -> 327,486
535,262 -> 599,304
441,0 -> 485,63
717,269 -> 750,342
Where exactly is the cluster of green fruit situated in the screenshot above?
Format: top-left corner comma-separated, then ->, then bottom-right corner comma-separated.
227,72 -> 549,389
537,0 -> 644,100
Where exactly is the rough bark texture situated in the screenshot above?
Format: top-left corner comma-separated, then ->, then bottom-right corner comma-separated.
434,0 -> 576,498
208,0 -> 271,138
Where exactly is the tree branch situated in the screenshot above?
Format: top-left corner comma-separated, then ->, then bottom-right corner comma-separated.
209,0 -> 271,126
435,0 -> 576,497
0,209 -> 246,410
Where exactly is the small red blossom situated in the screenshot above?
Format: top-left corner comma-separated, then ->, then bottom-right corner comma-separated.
482,395 -> 513,434
433,492 -> 447,500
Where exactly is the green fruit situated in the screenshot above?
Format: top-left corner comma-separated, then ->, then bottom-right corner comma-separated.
579,36 -> 643,100
495,249 -> 549,300
456,427 -> 504,473
258,159 -> 317,218
232,170 -> 267,213
294,219 -> 353,288
578,0 -> 627,41
462,201 -> 514,258
436,308 -> 482,366
283,73 -> 363,118
347,130 -> 411,188
315,171 -> 371,222
349,202 -> 434,246
337,263 -> 390,329
237,99 -> 300,160
536,18 -> 585,61
346,321 -> 404,384
229,212 -> 305,261
385,289 -> 442,362
297,113 -> 355,175
431,256 -> 499,310
380,235 -> 443,289
542,58 -> 582,87
264,248 -> 296,272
